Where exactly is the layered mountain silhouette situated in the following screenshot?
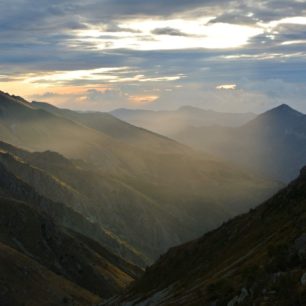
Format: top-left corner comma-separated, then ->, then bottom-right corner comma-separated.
174,104 -> 306,182
108,166 -> 306,305
111,106 -> 255,135
0,91 -> 284,305
0,92 -> 277,262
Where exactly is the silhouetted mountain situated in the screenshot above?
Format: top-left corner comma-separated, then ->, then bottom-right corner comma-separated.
32,101 -> 178,152
111,106 -> 255,137
0,92 -> 280,265
175,104 -> 306,182
108,166 -> 306,305
111,106 -> 255,135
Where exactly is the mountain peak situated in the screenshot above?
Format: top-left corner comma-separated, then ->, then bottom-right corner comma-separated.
268,103 -> 303,116
244,103 -> 305,134
274,103 -> 294,111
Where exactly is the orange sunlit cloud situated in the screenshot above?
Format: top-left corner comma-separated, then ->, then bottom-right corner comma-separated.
128,95 -> 159,105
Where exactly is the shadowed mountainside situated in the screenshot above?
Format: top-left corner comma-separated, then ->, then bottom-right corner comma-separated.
107,166 -> 306,305
106,168 -> 306,306
0,180 -> 142,306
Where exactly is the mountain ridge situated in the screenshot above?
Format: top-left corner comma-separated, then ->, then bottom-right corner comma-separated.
0,182 -> 142,305
20,94 -> 281,262
174,104 -> 306,182
110,105 -> 256,136
107,165 -> 306,305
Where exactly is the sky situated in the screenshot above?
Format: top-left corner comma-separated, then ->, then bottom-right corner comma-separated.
0,0 -> 306,113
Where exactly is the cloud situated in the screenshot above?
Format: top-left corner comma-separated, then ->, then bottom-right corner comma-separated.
151,27 -> 192,37
209,13 -> 259,25
31,88 -> 128,110
216,84 -> 237,90
0,0 -> 306,112
128,94 -> 159,105
31,92 -> 60,99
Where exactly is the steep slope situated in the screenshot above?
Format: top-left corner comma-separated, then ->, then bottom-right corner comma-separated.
111,106 -> 255,136
0,92 -> 281,263
0,145 -> 145,266
0,142 -> 191,264
0,195 -> 142,305
175,104 -> 306,182
110,166 -> 306,306
0,242 -> 100,306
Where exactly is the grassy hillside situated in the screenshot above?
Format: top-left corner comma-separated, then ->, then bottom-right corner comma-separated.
112,167 -> 306,305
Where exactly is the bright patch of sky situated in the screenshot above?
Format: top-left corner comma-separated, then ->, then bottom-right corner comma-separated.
74,18 -> 263,50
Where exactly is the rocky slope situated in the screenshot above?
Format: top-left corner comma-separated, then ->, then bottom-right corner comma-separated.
109,167 -> 306,305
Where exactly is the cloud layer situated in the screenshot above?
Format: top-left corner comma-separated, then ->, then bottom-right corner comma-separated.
0,0 -> 306,112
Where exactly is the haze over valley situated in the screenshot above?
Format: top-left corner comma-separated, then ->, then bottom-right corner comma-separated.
112,104 -> 306,182
0,0 -> 306,305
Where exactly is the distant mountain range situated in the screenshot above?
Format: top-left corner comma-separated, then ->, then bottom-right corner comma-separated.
0,91 -> 282,305
27,95 -> 280,260
108,166 -> 306,305
111,106 -> 256,135
112,104 -> 306,182
174,104 -> 306,182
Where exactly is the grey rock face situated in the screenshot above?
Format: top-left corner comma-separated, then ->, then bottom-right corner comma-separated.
227,288 -> 248,306
294,233 -> 306,258
301,273 -> 306,285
